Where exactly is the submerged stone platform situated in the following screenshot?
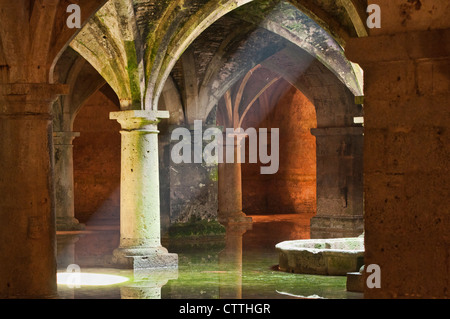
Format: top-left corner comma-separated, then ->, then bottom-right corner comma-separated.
276,237 -> 364,276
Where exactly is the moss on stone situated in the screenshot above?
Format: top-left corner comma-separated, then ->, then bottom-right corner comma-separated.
208,166 -> 218,182
233,0 -> 280,22
167,218 -> 226,239
124,41 -> 142,109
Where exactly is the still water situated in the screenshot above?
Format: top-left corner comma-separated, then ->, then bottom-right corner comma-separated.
56,216 -> 362,299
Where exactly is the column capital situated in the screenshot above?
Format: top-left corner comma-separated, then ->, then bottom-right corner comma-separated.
110,110 -> 170,131
53,131 -> 80,145
0,83 -> 69,116
311,126 -> 364,137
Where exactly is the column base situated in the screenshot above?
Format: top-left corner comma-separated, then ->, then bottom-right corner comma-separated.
56,217 -> 86,231
310,215 -> 364,239
112,247 -> 178,270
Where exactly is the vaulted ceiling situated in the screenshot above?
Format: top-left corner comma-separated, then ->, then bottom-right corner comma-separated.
66,0 -> 367,114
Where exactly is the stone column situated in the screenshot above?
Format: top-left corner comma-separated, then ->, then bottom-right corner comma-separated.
53,131 -> 85,231
218,132 -> 252,225
110,110 -> 178,269
346,28 -> 450,299
0,83 -> 67,298
310,126 -> 364,239
167,123 -> 219,224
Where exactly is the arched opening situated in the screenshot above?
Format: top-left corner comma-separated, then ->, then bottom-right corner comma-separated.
0,0 -> 447,301
154,0 -> 364,299
56,83 -> 122,272
214,67 -> 318,251
72,85 -> 121,229
54,0 -> 365,299
70,84 -> 122,266
241,85 -> 317,220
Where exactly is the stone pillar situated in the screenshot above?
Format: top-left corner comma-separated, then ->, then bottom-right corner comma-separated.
0,83 -> 67,298
218,132 -> 252,225
346,28 -> 450,299
53,131 -> 85,231
110,110 -> 178,269
310,126 -> 364,239
166,124 -> 219,224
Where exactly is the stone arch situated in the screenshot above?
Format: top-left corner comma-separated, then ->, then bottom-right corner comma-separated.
67,0 -> 365,113
260,45 -> 362,127
52,47 -> 118,231
164,2 -> 363,125
157,75 -> 185,126
202,44 -> 361,128
53,49 -> 109,132
70,0 -> 144,109
231,1 -> 363,95
197,35 -> 363,238
145,0 -> 254,110
197,26 -> 289,122
237,79 -> 318,219
149,0 -> 365,111
192,38 -> 362,237
49,1 -> 110,82
158,0 -> 366,238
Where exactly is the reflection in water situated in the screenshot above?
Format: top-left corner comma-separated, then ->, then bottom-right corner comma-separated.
121,269 -> 178,299
56,217 -> 362,299
56,233 -> 82,271
218,222 -> 253,299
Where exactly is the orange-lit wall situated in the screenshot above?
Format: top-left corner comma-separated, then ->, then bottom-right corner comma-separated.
242,86 -> 317,216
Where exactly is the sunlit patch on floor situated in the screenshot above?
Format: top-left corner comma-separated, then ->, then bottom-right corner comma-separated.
57,273 -> 129,287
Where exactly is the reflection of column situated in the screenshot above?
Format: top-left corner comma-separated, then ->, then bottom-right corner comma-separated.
120,269 -> 178,299
0,83 -> 67,298
218,133 -> 252,225
54,131 -> 85,231
310,127 -> 364,239
56,234 -> 81,270
218,223 -> 252,299
110,110 -> 178,269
